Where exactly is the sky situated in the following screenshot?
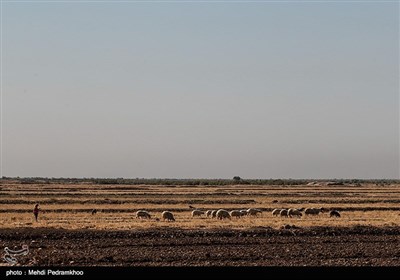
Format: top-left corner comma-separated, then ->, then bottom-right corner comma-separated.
2,1 -> 399,179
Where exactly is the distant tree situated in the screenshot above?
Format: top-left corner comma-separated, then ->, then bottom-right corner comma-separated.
233,176 -> 241,181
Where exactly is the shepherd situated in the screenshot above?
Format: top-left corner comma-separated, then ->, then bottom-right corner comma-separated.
33,204 -> 40,222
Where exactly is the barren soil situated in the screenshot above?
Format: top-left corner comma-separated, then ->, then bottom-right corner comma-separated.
1,226 -> 399,266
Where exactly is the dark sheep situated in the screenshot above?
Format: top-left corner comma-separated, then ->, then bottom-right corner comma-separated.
330,210 -> 341,218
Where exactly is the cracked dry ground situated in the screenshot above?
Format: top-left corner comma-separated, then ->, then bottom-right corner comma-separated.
1,226 -> 400,266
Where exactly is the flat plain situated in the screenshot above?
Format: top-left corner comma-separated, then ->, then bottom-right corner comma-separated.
1,179 -> 399,266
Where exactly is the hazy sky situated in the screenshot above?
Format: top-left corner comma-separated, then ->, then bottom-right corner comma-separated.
2,1 -> 399,179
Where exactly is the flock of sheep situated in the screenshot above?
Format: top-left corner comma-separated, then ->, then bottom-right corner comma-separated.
134,207 -> 341,222
199,208 -> 262,219
136,210 -> 175,221
272,207 -> 341,218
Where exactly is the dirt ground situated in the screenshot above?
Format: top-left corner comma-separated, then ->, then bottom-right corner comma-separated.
1,226 -> 400,266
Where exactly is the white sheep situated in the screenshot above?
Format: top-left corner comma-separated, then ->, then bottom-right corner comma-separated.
205,210 -> 213,218
136,210 -> 151,219
229,210 -> 242,218
247,208 -> 262,216
304,208 -> 322,215
162,211 -> 175,221
240,210 -> 248,216
272,209 -> 281,216
191,210 -> 204,217
216,209 -> 231,220
279,209 -> 288,217
288,208 -> 302,218
211,210 -> 217,218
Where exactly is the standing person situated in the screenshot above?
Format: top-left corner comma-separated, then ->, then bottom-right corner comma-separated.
33,204 -> 40,222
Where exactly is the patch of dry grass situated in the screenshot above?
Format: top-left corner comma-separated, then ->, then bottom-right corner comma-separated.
1,211 -> 399,230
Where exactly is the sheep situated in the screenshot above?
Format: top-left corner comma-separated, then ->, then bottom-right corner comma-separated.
304,208 -> 322,216
240,210 -> 248,216
280,209 -> 288,217
288,208 -> 302,218
272,209 -> 281,216
247,208 -> 262,216
229,210 -> 242,218
191,210 -> 204,217
211,210 -> 218,218
162,211 -> 175,221
136,210 -> 151,219
216,209 -> 231,220
330,210 -> 341,218
304,208 -> 317,215
205,210 -> 213,218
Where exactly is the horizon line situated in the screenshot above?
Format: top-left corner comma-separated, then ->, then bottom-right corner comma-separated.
2,176 -> 399,181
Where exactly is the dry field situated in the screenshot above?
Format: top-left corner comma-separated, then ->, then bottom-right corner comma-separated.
1,181 -> 400,230
1,180 -> 400,266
